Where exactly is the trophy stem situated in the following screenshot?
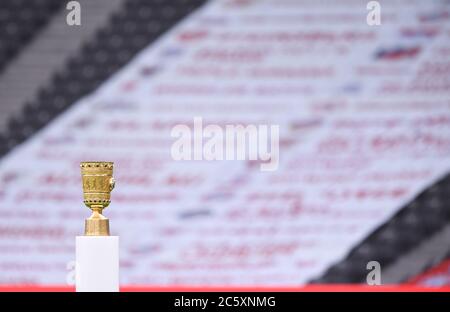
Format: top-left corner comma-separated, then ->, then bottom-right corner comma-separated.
85,207 -> 110,236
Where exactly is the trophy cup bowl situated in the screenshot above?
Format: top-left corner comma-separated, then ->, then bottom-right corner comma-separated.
80,161 -> 115,236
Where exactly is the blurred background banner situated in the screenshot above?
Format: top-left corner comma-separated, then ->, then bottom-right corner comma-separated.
0,0 -> 449,286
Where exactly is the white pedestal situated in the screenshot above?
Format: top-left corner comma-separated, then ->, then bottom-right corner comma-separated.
76,236 -> 119,292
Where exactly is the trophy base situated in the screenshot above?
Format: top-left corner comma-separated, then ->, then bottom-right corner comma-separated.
85,218 -> 110,236
76,236 -> 119,292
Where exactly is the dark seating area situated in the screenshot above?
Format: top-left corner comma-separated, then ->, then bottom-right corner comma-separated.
0,0 -> 206,157
311,173 -> 450,283
0,0 -> 62,72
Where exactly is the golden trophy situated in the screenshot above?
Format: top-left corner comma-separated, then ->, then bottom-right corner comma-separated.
80,161 -> 115,236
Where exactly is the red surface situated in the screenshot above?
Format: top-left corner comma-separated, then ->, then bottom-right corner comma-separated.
0,285 -> 450,292
408,259 -> 450,286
